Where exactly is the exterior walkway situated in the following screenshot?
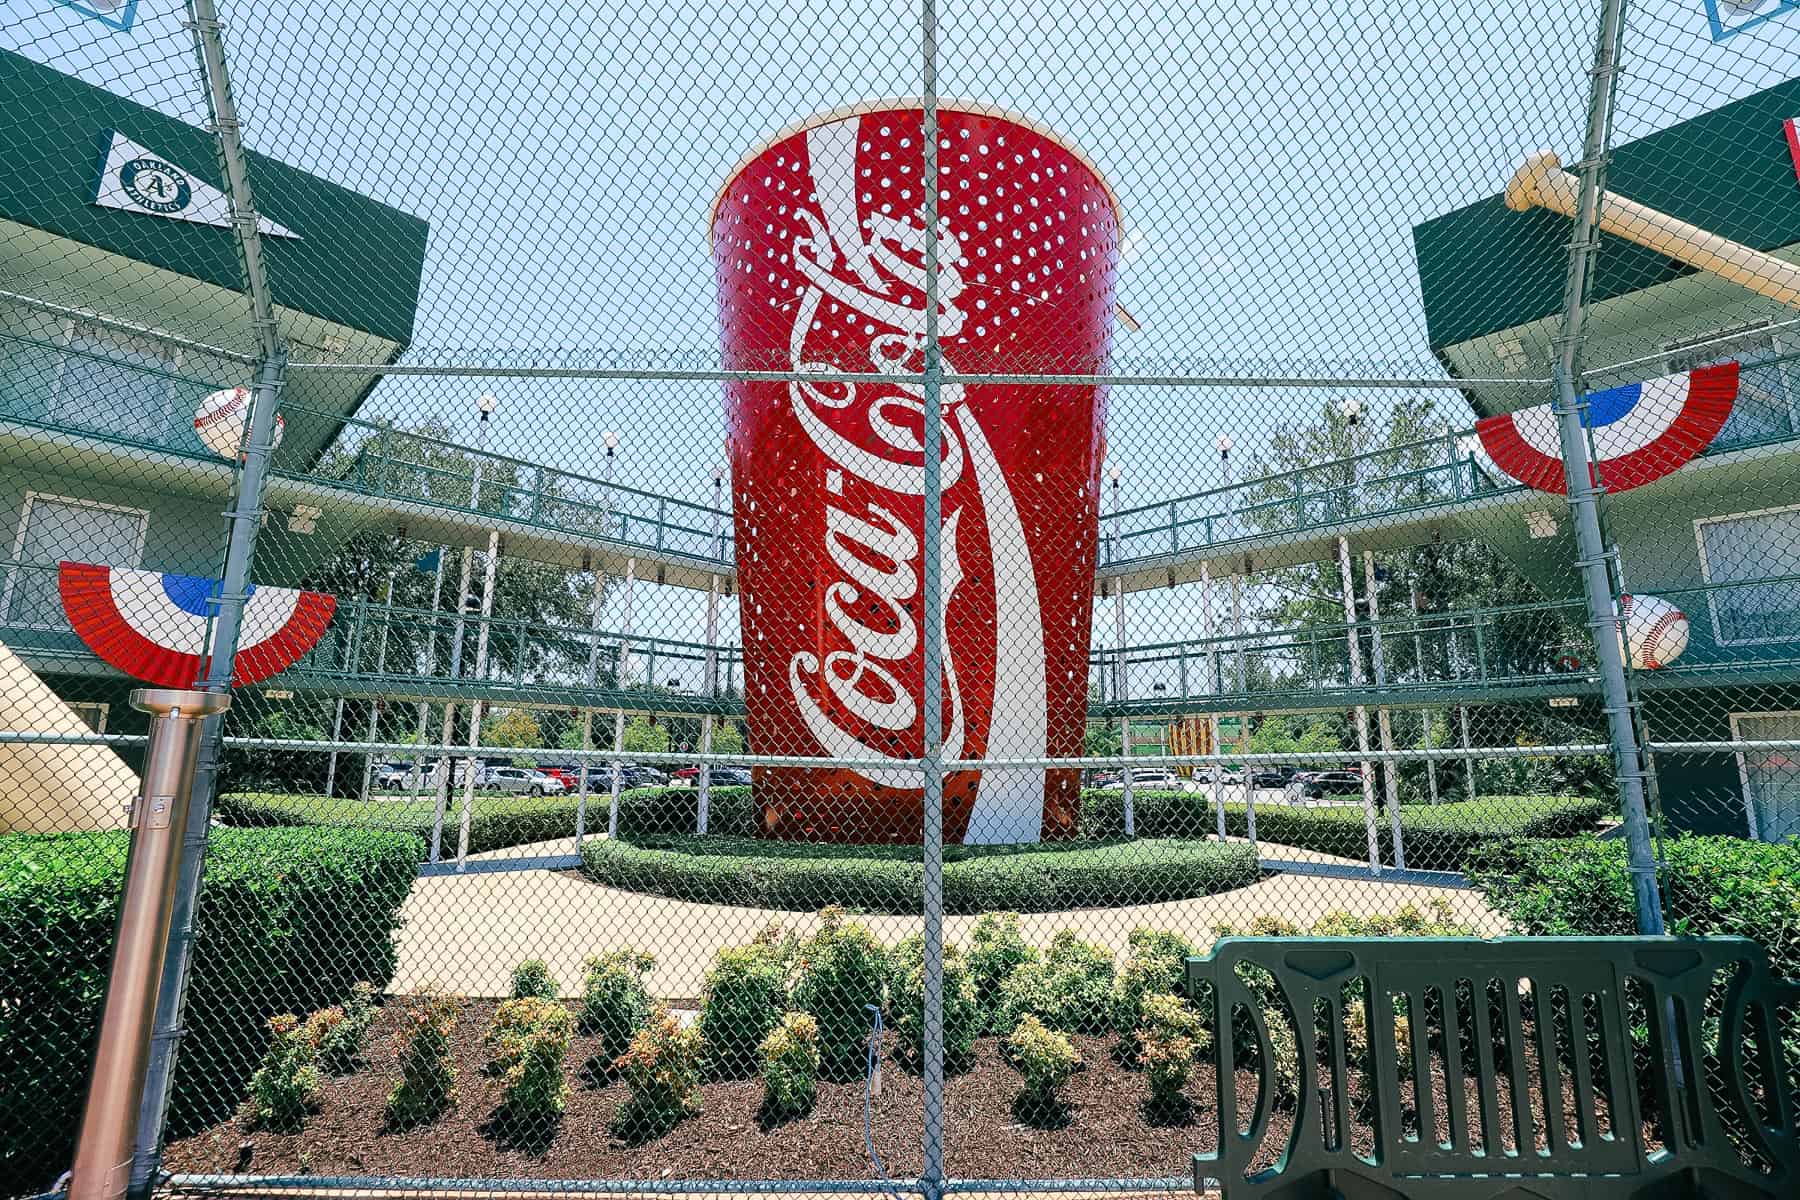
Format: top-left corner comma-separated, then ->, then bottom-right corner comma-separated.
390,837 -> 1502,1000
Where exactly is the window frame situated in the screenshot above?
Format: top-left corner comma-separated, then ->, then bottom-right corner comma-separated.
1663,320 -> 1800,449
2,490 -> 150,629
1693,499 -> 1800,647
66,701 -> 110,734
1727,709 -> 1800,842
49,315 -> 186,444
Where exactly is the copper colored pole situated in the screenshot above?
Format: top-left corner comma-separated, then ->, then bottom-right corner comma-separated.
68,688 -> 231,1200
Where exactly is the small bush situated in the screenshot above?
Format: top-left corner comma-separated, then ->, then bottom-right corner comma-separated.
1141,1028 -> 1197,1115
386,989 -> 460,1129
1007,1014 -> 1081,1123
697,935 -> 791,1078
246,1013 -> 322,1131
615,1007 -> 703,1139
997,930 -> 1116,1035
965,912 -> 1038,1030
496,1003 -> 573,1122
510,958 -> 558,1000
1113,929 -> 1197,1051
889,935 -> 983,1071
578,950 -> 656,1060
1139,991 -> 1204,1043
759,1011 -> 821,1119
793,908 -> 891,1080
486,996 -> 566,1073
307,981 -> 378,1073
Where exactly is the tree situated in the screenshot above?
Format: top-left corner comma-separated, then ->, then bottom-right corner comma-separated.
710,720 -> 745,754
483,708 -> 543,749
620,715 -> 670,756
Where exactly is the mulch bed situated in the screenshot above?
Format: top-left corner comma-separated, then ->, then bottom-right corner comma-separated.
161,1001 -> 1231,1182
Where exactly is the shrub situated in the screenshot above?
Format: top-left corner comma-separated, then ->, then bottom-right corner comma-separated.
1468,835 -> 1800,977
578,950 -> 656,1059
579,835 -> 1260,914
306,981 -> 378,1073
1211,899 -> 1477,941
696,937 -> 790,1078
1007,1014 -> 1081,1122
1078,790 -> 1609,870
510,958 -> 558,1000
1141,1028 -> 1198,1114
965,912 -> 1038,1029
496,1002 -> 573,1122
793,908 -> 891,1080
615,1007 -> 703,1138
386,989 -> 460,1129
889,935 -> 983,1070
0,826 -> 419,1195
759,1011 -> 821,1119
246,1014 -> 322,1131
1113,929 -> 1197,1050
997,930 -> 1116,1035
1139,991 -> 1204,1043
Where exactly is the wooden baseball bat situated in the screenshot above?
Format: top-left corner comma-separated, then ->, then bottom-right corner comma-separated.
1505,150 -> 1800,310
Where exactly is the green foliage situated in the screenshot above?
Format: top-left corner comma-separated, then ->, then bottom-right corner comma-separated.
758,1011 -> 821,1119
485,996 -> 567,1073
621,715 -> 671,755
1468,835 -> 1800,977
579,949 -> 656,1059
493,1000 -> 573,1121
581,834 -> 1260,913
385,989 -> 460,1129
1141,1027 -> 1198,1113
697,932 -> 792,1078
1113,930 -> 1197,1051
793,908 -> 891,1079
483,709 -> 545,763
247,1013 -> 323,1131
615,1007 -> 703,1137
219,709 -> 330,794
0,826 -> 419,1194
997,930 -> 1117,1035
710,720 -> 746,754
965,911 -> 1039,1030
1210,898 -> 1477,940
1006,1014 -> 1081,1121
1078,790 -> 1609,870
510,958 -> 558,1000
890,935 -> 982,1070
306,981 -> 378,1073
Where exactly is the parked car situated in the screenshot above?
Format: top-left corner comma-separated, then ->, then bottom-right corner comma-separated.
477,766 -> 567,795
373,762 -> 417,789
1285,770 -> 1363,801
672,764 -> 752,786
532,762 -> 582,789
615,764 -> 669,788
1250,769 -> 1290,789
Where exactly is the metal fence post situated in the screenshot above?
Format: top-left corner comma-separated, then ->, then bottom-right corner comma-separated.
70,689 -> 232,1200
1550,0 -> 1665,934
130,4 -> 288,1193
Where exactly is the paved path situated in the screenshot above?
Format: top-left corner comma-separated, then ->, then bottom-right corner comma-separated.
390,836 -> 1501,1000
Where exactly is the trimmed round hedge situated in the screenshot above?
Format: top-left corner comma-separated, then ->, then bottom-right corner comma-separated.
579,833 -> 1263,914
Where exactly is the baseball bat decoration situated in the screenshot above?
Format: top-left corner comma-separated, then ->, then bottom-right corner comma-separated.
59,563 -> 335,686
713,101 -> 1121,845
1618,593 -> 1689,670
1506,150 -> 1800,310
194,386 -> 284,460
1475,362 -> 1738,494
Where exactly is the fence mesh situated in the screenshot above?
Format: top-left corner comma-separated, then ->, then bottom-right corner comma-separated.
1,0 -> 1798,1196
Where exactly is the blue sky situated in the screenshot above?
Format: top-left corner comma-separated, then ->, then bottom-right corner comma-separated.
7,0 -> 1800,659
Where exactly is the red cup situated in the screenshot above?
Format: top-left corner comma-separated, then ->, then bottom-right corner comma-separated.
712,101 -> 1120,844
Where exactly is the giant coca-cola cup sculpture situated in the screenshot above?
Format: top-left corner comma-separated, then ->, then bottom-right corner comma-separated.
712,102 -> 1119,844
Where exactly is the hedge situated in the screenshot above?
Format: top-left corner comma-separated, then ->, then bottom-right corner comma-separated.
0,826 -> 420,1196
1467,835 -> 1800,978
580,834 -> 1262,914
1079,790 -> 1610,871
218,786 -> 755,853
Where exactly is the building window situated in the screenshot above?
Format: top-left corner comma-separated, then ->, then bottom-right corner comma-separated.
1695,502 -> 1800,644
1665,322 -> 1799,450
67,702 -> 109,733
1731,711 -> 1800,843
51,320 -> 182,444
2,493 -> 148,628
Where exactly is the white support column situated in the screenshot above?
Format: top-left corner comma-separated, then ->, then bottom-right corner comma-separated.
698,571 -> 720,834
1338,536 -> 1383,874
575,567 -> 605,849
1201,562 -> 1225,841
359,570 -> 398,801
455,529 -> 501,868
1114,578 -> 1133,836
1461,704 -> 1477,801
608,557 -> 637,839
325,698 -> 344,796
1362,550 -> 1405,871
1231,571 -> 1252,847
429,543 -> 479,859
1407,575 -> 1440,805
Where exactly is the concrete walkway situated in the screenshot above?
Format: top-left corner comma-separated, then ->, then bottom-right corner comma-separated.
390,836 -> 1501,1000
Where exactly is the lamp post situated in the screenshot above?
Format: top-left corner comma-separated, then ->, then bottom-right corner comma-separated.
1109,463 -> 1133,836
697,465 -> 725,834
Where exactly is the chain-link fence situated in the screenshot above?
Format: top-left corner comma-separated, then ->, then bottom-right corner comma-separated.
2,0 -> 1799,1196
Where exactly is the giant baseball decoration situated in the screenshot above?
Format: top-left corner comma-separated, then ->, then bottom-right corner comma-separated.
59,563 -> 335,686
194,387 -> 284,460
1475,363 -> 1738,494
1619,593 -> 1690,670
712,102 -> 1120,844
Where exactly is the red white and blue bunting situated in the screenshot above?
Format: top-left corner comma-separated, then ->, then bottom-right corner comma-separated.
58,563 -> 335,687
1475,362 -> 1739,494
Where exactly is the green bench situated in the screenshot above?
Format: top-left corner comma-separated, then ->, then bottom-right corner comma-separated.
1184,937 -> 1798,1199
